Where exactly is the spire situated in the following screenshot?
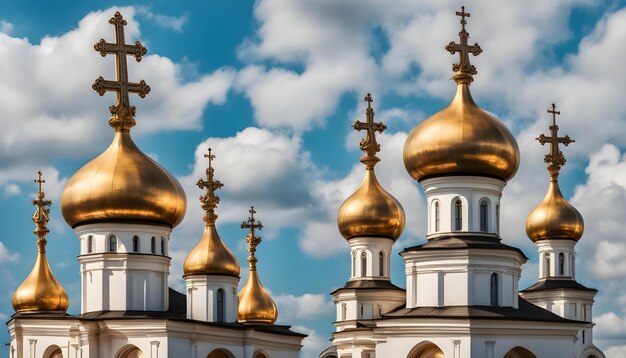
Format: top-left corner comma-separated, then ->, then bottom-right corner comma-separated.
352,93 -> 387,169
92,11 -> 151,131
536,103 -> 575,181
197,148 -> 224,225
445,6 -> 483,84
238,207 -> 278,324
12,171 -> 69,313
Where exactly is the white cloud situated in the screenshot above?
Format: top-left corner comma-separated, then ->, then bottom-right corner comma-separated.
3,183 -> 20,197
0,241 -> 19,263
292,325 -> 331,358
606,345 -> 626,358
136,7 -> 188,32
595,312 -> 626,338
274,293 -> 334,322
0,20 -> 13,35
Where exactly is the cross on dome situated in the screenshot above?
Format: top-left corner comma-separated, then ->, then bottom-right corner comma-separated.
32,171 -> 52,246
536,103 -> 575,180
92,11 -> 151,130
445,6 -> 483,79
241,206 -> 263,268
197,147 -> 224,224
353,93 -> 387,169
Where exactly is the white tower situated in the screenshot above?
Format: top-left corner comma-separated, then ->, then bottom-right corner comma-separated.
183,148 -> 240,323
60,14 -> 187,313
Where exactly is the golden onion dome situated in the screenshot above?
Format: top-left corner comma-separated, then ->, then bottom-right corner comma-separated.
13,171 -> 69,313
403,6 -> 520,183
526,180 -> 584,242
60,130 -> 187,228
337,93 -> 405,241
238,207 -> 278,324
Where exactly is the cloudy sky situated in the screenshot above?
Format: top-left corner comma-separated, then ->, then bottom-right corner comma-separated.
1,0 -> 625,356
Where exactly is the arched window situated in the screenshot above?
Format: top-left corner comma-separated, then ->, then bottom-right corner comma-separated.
572,255 -> 575,277
544,254 -> 551,277
454,199 -> 462,230
480,200 -> 488,232
351,251 -> 356,277
496,204 -> 500,234
132,236 -> 139,253
361,252 -> 367,277
341,302 -> 347,320
379,251 -> 384,276
87,235 -> 93,253
490,273 -> 498,306
151,237 -> 156,254
160,237 -> 165,255
109,235 -> 117,252
434,201 -> 440,232
216,288 -> 225,322
559,253 -> 565,275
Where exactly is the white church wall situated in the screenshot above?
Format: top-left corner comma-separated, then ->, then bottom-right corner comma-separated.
185,275 -> 240,323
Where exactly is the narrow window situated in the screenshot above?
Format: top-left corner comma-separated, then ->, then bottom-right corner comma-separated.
496,204 -> 500,234
160,238 -> 165,255
582,330 -> 585,344
559,253 -> 565,276
352,251 -> 356,277
216,288 -> 225,322
341,303 -> 347,320
480,200 -> 488,232
434,201 -> 440,232
109,235 -> 117,252
360,304 -> 364,318
572,255 -> 576,277
151,237 -> 156,254
545,254 -> 551,277
361,252 -> 367,277
582,304 -> 587,321
490,273 -> 498,306
87,235 -> 93,253
132,236 -> 139,252
454,199 -> 462,230
378,252 -> 384,276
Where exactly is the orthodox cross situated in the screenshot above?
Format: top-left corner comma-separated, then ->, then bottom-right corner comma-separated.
445,6 -> 482,76
353,93 -> 387,168
536,103 -> 575,180
32,171 -> 51,245
197,148 -> 223,224
241,206 -> 263,268
92,12 -> 151,128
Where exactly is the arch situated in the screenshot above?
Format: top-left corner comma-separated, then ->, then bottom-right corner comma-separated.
503,346 -> 536,358
207,349 -> 235,358
253,351 -> 270,358
361,251 -> 367,277
490,272 -> 498,306
479,198 -> 489,232
132,236 -> 140,253
43,345 -> 63,358
87,235 -> 93,253
108,235 -> 118,252
559,252 -> 565,275
151,237 -> 156,254
407,341 -> 445,358
216,288 -> 225,322
453,198 -> 463,231
433,200 -> 441,232
160,237 -> 166,255
116,345 -> 144,358
379,251 -> 384,276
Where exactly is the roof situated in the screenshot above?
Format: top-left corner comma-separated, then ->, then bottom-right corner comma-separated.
521,279 -> 597,293
330,279 -> 405,295
402,235 -> 528,260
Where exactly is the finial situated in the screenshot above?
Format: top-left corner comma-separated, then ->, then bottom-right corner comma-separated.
536,103 -> 575,181
197,147 -> 224,224
92,11 -> 151,131
445,6 -> 483,83
32,171 -> 52,251
353,93 -> 387,169
241,206 -> 263,271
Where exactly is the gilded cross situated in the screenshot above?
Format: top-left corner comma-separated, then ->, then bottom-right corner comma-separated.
92,12 -> 151,128
536,103 -> 575,179
32,171 -> 51,243
445,6 -> 482,76
241,206 -> 263,264
197,148 -> 224,224
353,93 -> 387,168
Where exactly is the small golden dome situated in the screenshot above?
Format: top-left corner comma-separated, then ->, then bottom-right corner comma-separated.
526,180 -> 584,242
403,83 -> 520,182
61,130 -> 187,228
337,169 -> 405,240
13,171 -> 69,313
238,207 -> 278,324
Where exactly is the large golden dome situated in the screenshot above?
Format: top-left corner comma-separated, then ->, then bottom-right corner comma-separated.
403,82 -> 520,182
61,130 -> 187,228
337,169 -> 405,240
526,181 -> 584,242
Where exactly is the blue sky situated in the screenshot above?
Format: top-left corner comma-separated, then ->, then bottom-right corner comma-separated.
1,1 -> 626,357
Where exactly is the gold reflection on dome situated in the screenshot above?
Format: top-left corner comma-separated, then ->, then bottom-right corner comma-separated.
12,171 -> 69,313
403,6 -> 520,182
238,207 -> 278,324
526,104 -> 583,242
337,94 -> 405,241
184,148 -> 240,277
60,12 -> 186,228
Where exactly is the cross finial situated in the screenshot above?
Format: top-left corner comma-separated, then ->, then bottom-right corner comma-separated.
92,11 -> 151,131
352,93 -> 387,169
197,147 -> 224,224
32,171 -> 52,250
536,103 -> 575,181
241,206 -> 263,270
445,6 -> 483,82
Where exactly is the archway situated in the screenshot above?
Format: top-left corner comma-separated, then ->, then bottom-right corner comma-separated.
503,347 -> 536,358
408,342 -> 445,358
116,345 -> 144,358
253,352 -> 269,358
43,345 -> 63,358
207,349 -> 235,358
